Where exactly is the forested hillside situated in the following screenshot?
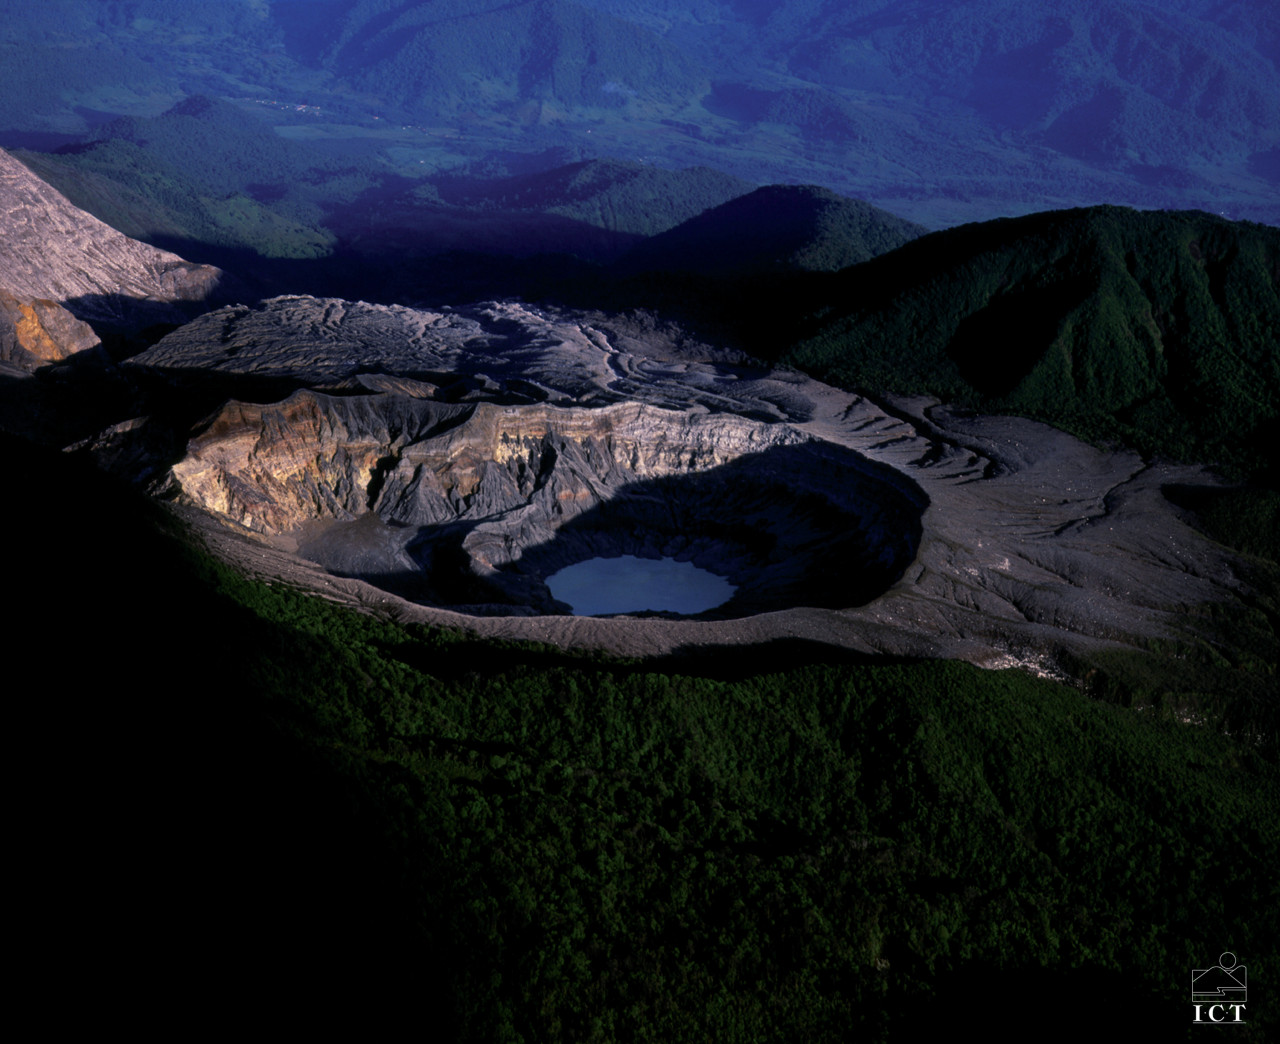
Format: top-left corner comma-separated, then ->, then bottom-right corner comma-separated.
432,158 -> 752,238
299,0 -> 706,115
2,0 -> 1275,225
620,184 -> 926,274
678,0 -> 1280,165
84,96 -> 361,203
784,207 -> 1280,480
0,0 -> 288,140
581,0 -> 1280,168
577,0 -> 1280,223
9,95 -> 386,259
16,151 -> 337,265
13,103 -> 749,269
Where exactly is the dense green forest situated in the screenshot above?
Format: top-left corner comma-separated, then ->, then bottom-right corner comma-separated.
8,430 -> 1273,1039
9,95 -> 382,259
15,141 -> 338,261
781,206 -> 1280,482
85,96 -> 365,206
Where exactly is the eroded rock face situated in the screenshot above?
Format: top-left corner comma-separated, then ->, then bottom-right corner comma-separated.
0,147 -> 222,339
174,391 -> 924,616
139,293 -> 1253,664
0,290 -> 101,370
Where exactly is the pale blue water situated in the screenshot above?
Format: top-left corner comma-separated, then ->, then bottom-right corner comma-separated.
546,555 -> 735,616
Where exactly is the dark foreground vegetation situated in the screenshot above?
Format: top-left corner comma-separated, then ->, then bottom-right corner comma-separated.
10,431 -> 1274,1039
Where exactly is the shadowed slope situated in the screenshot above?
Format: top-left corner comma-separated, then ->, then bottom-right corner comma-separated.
619,184 -> 926,275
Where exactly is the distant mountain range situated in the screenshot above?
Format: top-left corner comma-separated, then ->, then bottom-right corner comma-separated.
0,0 -> 1274,226
301,0 -> 707,114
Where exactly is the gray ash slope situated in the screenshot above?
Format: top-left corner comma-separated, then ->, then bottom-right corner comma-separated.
130,294 -> 1252,667
0,148 -> 221,332
0,147 -> 223,372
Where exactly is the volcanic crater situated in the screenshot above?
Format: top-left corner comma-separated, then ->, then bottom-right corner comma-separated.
126,296 -> 1253,663
170,390 -> 925,618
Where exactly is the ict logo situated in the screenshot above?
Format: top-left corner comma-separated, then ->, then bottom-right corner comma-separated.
1191,951 -> 1247,1025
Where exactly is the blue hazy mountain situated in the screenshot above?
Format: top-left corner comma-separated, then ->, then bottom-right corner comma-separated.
430,157 -> 753,237
297,0 -> 706,114
1,0 -> 1275,225
638,0 -> 1278,171
619,184 -> 925,274
0,1 -> 286,142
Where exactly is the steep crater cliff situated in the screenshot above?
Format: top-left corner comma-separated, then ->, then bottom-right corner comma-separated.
173,391 -> 925,617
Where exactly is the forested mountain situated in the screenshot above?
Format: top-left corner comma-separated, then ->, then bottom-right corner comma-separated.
581,0 -> 1280,223
0,0 -> 290,141
9,95 -> 366,260
2,0 -> 1275,225
582,0 -> 1279,171
620,184 -> 925,274
295,0 -> 706,116
784,207 -> 1280,479
83,96 -> 364,204
15,142 -> 338,263
14,101 -> 744,269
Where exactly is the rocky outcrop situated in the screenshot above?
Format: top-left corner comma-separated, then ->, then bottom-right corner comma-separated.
130,297 -> 634,403
0,289 -> 101,370
0,147 -> 222,344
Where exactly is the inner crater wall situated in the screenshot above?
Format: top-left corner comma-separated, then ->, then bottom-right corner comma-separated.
171,391 -> 926,616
